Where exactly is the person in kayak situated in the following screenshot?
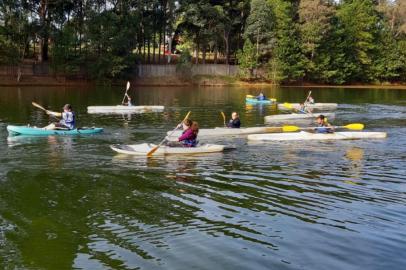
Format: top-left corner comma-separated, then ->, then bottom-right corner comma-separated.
297,103 -> 308,114
315,114 -> 334,133
44,104 -> 75,130
123,94 -> 132,106
167,119 -> 199,147
256,92 -> 266,101
307,95 -> 315,104
227,112 -> 241,128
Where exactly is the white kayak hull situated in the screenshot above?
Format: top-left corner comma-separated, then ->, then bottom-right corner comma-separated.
87,105 -> 164,114
265,112 -> 335,122
248,131 -> 387,141
278,103 -> 337,111
166,127 -> 281,140
110,143 -> 225,155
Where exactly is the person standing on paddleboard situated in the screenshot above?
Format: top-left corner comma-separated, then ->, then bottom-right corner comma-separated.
227,112 -> 241,128
44,104 -> 75,130
315,115 -> 333,133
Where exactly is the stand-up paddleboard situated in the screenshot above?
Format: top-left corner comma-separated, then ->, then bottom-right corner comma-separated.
166,126 -> 281,141
278,103 -> 338,111
87,105 -> 164,114
248,131 -> 387,141
264,112 -> 335,122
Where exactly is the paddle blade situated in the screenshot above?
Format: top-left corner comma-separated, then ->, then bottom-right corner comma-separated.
221,111 -> 226,120
282,125 -> 300,132
126,81 -> 130,90
344,123 -> 364,130
246,95 -> 254,98
147,146 -> 159,156
32,102 -> 46,111
283,102 -> 293,109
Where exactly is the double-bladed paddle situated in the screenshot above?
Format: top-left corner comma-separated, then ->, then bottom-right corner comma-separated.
282,123 -> 364,132
121,81 -> 131,105
32,102 -> 60,120
147,111 -> 192,156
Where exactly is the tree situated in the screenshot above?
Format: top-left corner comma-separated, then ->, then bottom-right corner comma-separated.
236,39 -> 258,79
267,0 -> 305,83
298,0 -> 334,78
244,0 -> 274,61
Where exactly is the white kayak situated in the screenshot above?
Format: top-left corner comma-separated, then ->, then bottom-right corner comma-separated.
265,112 -> 335,122
166,127 -> 281,140
110,143 -> 225,155
87,105 -> 164,114
278,103 -> 338,111
248,131 -> 387,141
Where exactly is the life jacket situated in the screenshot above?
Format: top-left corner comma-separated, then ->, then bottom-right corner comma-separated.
316,123 -> 332,133
228,118 -> 241,128
61,111 -> 75,129
179,129 -> 198,147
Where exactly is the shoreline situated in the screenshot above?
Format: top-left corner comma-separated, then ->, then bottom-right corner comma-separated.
1,75 -> 406,89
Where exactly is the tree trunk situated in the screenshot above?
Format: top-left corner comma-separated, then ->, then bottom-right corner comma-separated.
214,44 -> 218,64
152,32 -> 156,64
147,38 -> 151,63
202,45 -> 206,64
195,43 -> 199,64
223,31 -> 229,65
158,28 -> 162,64
38,0 -> 49,62
167,35 -> 173,64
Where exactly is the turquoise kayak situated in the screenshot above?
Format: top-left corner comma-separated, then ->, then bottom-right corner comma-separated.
7,125 -> 103,136
245,97 -> 276,104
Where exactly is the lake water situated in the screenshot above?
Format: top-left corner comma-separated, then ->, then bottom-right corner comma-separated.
0,85 -> 405,270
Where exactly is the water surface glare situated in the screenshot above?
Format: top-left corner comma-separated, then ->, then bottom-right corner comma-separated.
0,86 -> 405,269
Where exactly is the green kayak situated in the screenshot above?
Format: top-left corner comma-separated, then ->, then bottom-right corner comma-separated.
7,125 -> 103,136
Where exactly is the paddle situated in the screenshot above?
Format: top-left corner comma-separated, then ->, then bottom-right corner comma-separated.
121,81 -> 131,105
282,123 -> 364,132
221,111 -> 226,127
304,90 -> 312,104
32,102 -> 60,120
147,111 -> 192,156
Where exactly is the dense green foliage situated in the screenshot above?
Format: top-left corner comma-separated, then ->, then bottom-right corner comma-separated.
0,0 -> 405,83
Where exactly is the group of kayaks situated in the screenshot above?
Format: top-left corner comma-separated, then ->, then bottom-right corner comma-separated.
6,89 -> 387,156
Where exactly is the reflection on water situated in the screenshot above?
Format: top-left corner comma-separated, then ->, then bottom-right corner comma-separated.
0,86 -> 406,269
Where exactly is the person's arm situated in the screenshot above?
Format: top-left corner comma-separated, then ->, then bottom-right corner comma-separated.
178,129 -> 192,141
46,110 -> 62,117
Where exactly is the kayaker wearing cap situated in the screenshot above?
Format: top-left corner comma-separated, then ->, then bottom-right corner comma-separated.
315,114 -> 333,133
44,104 -> 75,130
256,92 -> 266,101
227,112 -> 241,128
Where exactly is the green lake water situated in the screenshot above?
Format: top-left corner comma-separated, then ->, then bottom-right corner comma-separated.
0,85 -> 405,270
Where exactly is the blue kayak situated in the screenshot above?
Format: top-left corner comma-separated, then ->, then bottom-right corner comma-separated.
7,125 -> 103,136
245,97 -> 276,104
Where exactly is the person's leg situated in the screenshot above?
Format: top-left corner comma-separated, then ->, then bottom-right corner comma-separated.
44,123 -> 56,130
166,141 -> 183,147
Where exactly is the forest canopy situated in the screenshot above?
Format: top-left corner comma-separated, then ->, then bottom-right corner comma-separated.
0,0 -> 405,84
